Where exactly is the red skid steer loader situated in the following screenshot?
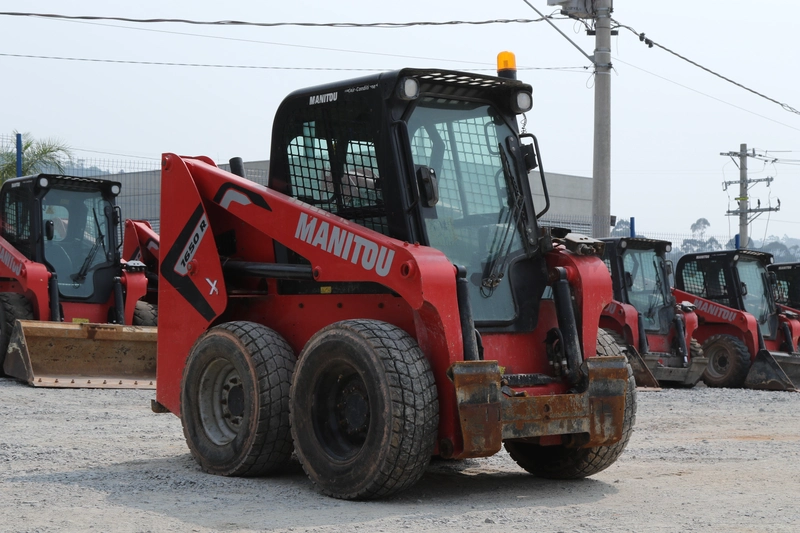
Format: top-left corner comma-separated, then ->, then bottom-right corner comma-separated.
674,250 -> 800,390
0,174 -> 157,388
770,262 -> 800,314
600,237 -> 707,388
155,65 -> 636,500
122,218 -> 159,305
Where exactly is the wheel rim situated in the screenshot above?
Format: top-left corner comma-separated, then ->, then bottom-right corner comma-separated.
706,345 -> 731,379
312,360 -> 370,461
197,358 -> 245,445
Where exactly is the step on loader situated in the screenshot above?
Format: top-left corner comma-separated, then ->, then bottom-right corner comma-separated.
0,174 -> 157,388
674,250 -> 800,391
600,237 -> 707,388
154,61 -> 636,500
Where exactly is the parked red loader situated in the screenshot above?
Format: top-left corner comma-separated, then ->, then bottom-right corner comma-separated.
0,174 -> 158,388
122,218 -> 159,305
769,262 -> 800,314
155,67 -> 635,500
674,250 -> 800,390
600,237 -> 707,387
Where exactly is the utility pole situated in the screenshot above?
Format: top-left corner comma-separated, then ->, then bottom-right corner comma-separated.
539,0 -> 613,237
737,144 -> 748,247
591,0 -> 613,237
15,133 -> 23,178
721,143 -> 780,249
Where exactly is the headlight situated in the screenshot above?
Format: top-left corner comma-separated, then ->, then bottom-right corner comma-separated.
38,177 -> 49,188
111,184 -> 121,195
665,244 -> 672,253
512,91 -> 533,113
397,77 -> 420,100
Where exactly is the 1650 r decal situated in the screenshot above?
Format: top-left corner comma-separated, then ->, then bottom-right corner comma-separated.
161,205 -> 217,321
175,214 -> 208,276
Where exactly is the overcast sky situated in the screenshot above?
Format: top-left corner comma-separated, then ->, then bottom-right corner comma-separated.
2,1 -> 798,240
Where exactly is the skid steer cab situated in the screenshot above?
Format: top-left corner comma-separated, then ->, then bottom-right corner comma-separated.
156,67 -> 635,500
600,237 -> 707,388
769,262 -> 800,314
0,174 -> 157,388
674,250 -> 800,391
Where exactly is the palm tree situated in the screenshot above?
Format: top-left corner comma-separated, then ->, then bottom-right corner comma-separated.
0,132 -> 73,182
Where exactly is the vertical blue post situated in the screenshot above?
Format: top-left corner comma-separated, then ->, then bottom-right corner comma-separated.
15,133 -> 22,177
735,234 -> 740,250
630,217 -> 636,237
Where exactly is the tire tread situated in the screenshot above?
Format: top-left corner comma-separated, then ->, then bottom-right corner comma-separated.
0,293 -> 34,371
182,321 -> 295,477
701,334 -> 751,388
292,319 -> 438,500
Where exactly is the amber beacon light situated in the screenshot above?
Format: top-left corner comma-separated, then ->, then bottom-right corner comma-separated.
496,51 -> 517,80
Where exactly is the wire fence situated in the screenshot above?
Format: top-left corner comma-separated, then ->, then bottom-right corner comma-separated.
0,135 -> 269,233
537,213 -> 800,263
2,135 -> 798,261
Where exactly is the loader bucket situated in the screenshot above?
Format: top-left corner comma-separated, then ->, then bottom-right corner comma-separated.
743,350 -> 798,392
625,345 -> 661,389
2,320 -> 157,389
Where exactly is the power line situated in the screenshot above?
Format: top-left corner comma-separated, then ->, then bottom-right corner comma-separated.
0,12 -> 550,28
614,21 -> 800,117
0,53 -> 382,71
0,52 -> 589,73
71,148 -> 160,160
612,56 -> 800,133
57,18 -> 496,67
8,17 -> 590,72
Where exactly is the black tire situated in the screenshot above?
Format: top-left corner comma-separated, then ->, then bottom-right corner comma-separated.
132,301 -> 158,327
601,328 -> 630,356
180,321 -> 295,476
690,338 -> 703,361
290,319 -> 438,500
701,334 -> 751,388
0,293 -> 34,373
504,328 -> 637,479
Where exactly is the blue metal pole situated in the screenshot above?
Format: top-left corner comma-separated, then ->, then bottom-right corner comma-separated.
735,234 -> 740,249
15,133 -> 22,177
630,217 -> 636,237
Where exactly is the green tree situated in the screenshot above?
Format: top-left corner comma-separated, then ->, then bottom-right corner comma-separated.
690,218 -> 710,240
762,241 -> 794,262
611,218 -> 631,237
0,132 -> 72,182
682,218 -> 721,254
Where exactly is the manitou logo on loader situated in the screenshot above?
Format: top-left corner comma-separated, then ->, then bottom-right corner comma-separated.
294,213 -> 394,277
693,299 -> 737,322
0,245 -> 22,276
308,92 -> 338,105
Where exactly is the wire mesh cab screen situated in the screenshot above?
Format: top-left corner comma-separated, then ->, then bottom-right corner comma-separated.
680,258 -> 729,304
282,101 -> 387,236
774,267 -> 800,308
1,181 -> 35,260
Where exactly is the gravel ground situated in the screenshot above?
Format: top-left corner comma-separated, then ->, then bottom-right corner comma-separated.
1,377 -> 799,533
